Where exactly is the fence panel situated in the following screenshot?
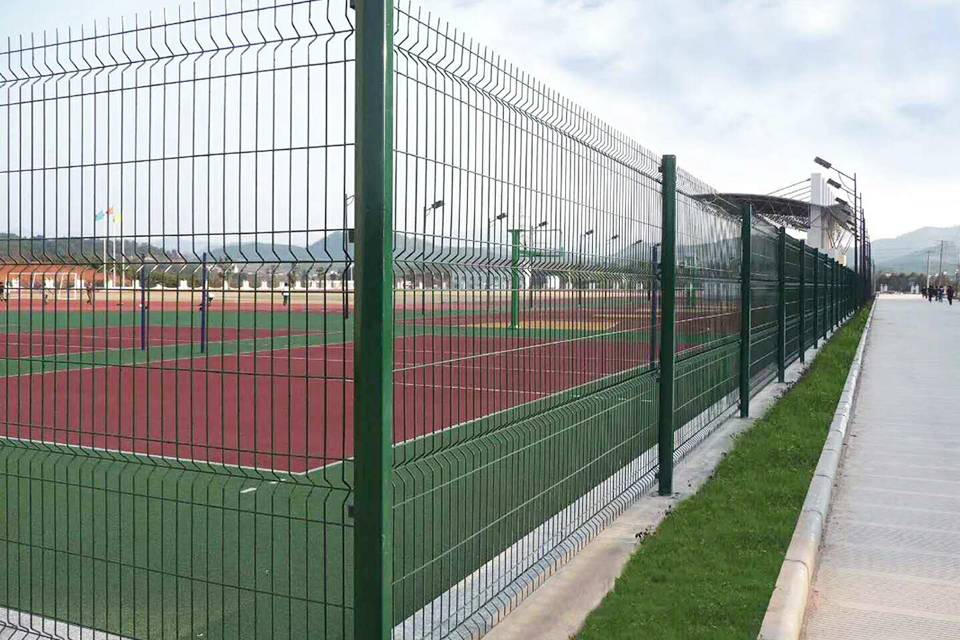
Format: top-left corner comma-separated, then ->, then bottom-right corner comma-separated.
0,3 -> 356,639
802,245 -> 818,349
390,8 -> 663,635
783,235 -> 802,365
748,217 -> 779,391
672,191 -> 741,450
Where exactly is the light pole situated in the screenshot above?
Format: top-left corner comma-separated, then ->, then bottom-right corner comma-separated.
420,199 -> 444,316
506,220 -> 548,329
815,156 -> 864,304
578,229 -> 594,309
486,212 -> 507,291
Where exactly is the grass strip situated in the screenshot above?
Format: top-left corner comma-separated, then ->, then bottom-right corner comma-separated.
578,305 -> 871,640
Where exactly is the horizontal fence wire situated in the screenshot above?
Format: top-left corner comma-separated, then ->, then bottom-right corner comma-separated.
0,1 -> 867,639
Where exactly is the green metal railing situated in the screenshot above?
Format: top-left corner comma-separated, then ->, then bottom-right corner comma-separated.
0,1 -> 869,639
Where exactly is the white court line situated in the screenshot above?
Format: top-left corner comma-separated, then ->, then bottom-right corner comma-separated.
2,330 -> 331,362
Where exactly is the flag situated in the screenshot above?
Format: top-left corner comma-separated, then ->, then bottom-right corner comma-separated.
94,210 -> 106,222
108,207 -> 121,222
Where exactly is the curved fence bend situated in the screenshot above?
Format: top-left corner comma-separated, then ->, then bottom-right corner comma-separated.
0,1 -> 870,639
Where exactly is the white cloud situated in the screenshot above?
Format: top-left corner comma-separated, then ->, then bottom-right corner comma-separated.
3,0 -> 958,239
425,0 -> 960,239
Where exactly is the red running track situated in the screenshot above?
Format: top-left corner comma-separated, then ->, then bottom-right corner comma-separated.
0,335 -> 647,472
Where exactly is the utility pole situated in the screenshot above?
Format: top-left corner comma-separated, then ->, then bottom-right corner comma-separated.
938,240 -> 945,287
926,251 -> 932,287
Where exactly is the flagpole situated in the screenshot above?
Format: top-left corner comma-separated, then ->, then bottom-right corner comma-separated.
103,214 -> 108,291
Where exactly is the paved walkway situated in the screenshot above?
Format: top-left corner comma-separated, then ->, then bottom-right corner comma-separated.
803,295 -> 960,639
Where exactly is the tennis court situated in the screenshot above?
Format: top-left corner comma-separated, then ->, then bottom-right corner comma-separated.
1,301 -> 651,471
0,296 -> 657,639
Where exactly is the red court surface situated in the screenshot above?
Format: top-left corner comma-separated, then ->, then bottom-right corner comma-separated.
0,335 -> 647,472
0,326 -> 307,359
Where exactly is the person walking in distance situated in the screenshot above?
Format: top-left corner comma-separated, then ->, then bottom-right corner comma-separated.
948,285 -> 955,306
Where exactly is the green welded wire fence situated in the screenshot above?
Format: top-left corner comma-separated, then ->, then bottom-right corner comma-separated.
749,216 -> 781,392
0,1 -> 871,639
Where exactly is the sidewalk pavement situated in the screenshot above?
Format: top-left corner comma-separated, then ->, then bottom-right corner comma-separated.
803,294 -> 960,639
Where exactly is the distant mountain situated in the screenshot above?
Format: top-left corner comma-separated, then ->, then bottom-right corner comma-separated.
0,234 -> 174,264
873,226 -> 960,273
876,241 -> 959,276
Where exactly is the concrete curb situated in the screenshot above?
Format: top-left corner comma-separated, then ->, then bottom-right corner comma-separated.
757,303 -> 875,640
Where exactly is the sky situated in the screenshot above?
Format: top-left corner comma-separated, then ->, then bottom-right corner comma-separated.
2,0 -> 959,240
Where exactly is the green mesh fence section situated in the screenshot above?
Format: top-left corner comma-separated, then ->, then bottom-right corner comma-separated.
390,7 -> 662,634
749,219 -> 780,392
0,2 -> 867,639
672,191 -> 741,451
783,235 -> 803,366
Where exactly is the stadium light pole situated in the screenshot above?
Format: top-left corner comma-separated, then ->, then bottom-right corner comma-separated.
578,229 -> 594,308
815,156 -> 861,304
421,199 -> 445,316
603,234 -> 620,310
485,212 -> 508,291
506,219 -> 548,328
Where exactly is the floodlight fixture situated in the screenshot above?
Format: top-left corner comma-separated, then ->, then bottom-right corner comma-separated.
814,156 -> 832,170
826,178 -> 842,189
835,197 -> 848,206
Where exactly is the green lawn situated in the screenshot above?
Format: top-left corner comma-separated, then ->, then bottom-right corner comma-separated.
578,305 -> 870,640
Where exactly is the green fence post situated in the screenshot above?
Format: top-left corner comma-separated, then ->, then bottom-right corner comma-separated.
798,241 -> 806,363
354,0 -> 395,637
739,203 -> 752,417
509,228 -> 522,329
777,226 -> 786,383
657,155 -> 677,496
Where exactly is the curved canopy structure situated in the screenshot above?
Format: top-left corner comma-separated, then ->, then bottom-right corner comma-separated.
692,193 -> 855,234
